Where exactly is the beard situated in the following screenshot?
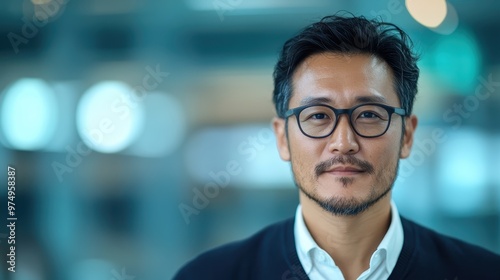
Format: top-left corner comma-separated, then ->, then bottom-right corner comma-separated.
293,154 -> 400,216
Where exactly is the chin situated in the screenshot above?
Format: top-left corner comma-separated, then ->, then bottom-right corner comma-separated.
315,187 -> 364,204
297,168 -> 394,216
317,176 -> 369,192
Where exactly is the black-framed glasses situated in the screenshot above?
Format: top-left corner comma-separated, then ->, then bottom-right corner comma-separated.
284,103 -> 406,138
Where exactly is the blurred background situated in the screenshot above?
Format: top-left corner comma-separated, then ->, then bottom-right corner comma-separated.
0,0 -> 499,279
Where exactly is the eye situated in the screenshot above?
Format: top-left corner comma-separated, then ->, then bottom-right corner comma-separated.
312,113 -> 328,120
358,111 -> 381,119
299,106 -> 333,123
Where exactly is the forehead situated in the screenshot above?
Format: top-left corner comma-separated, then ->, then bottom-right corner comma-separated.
290,53 -> 399,107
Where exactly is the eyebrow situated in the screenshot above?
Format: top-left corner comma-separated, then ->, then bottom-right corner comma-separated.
299,95 -> 388,106
355,95 -> 387,104
300,97 -> 332,106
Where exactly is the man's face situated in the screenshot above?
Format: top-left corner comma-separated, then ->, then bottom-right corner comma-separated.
273,53 -> 417,216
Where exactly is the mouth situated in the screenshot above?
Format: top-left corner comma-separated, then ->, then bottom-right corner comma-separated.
323,165 -> 366,176
314,156 -> 375,179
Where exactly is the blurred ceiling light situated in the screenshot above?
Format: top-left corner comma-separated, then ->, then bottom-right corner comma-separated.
429,29 -> 481,94
406,0 -> 447,28
495,135 -> 500,212
429,1 -> 459,35
233,141 -> 293,188
127,92 -> 186,157
76,81 -> 145,154
436,129 -> 489,216
0,78 -> 58,151
185,125 -> 293,188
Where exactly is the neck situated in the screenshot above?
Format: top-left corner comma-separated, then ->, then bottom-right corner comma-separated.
299,192 -> 392,280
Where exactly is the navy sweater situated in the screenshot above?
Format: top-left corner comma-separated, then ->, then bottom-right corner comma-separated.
174,217 -> 500,279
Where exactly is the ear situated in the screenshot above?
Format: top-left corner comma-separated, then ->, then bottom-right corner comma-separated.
400,115 -> 418,159
272,117 -> 291,161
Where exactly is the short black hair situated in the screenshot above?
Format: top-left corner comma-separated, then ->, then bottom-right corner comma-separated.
272,14 -> 419,118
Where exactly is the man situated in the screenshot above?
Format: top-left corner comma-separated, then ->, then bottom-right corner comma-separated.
174,15 -> 500,280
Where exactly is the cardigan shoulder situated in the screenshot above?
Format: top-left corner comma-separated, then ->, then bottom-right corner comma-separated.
174,215 -> 500,280
395,217 -> 500,279
173,217 -> 306,280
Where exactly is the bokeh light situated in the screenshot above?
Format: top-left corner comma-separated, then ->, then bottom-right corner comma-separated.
429,1 -> 459,35
436,129 -> 489,215
406,0 -> 447,28
494,135 -> 500,212
425,29 -> 482,94
0,78 -> 58,151
76,81 -> 145,154
184,125 -> 292,188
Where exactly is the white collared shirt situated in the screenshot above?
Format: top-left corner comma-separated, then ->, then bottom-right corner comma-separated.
294,201 -> 404,280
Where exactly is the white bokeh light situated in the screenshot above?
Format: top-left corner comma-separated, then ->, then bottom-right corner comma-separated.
406,0 -> 447,28
184,125 -> 293,188
0,78 -> 58,151
494,135 -> 500,214
76,81 -> 145,153
436,129 -> 489,215
429,2 -> 459,35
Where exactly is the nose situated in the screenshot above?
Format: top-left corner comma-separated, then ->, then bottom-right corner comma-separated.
326,114 -> 360,155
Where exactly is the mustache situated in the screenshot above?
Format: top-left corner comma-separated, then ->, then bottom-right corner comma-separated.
315,155 -> 375,178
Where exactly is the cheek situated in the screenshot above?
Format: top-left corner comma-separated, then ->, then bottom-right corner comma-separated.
367,134 -> 401,167
288,131 -> 325,178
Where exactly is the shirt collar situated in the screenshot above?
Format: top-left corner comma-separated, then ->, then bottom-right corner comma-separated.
294,201 -> 404,275
294,204 -> 316,274
379,200 -> 404,273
